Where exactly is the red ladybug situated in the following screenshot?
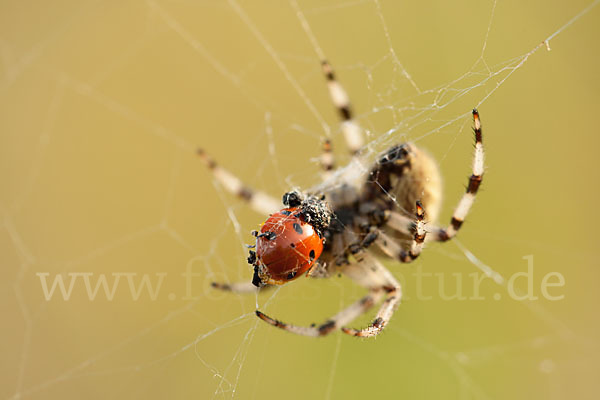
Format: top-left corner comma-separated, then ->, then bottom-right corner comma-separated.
250,207 -> 325,286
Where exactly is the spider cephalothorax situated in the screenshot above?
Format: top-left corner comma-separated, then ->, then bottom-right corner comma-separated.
201,60 -> 485,338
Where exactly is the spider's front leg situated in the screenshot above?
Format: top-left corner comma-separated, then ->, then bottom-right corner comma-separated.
358,201 -> 427,263
197,148 -> 281,216
211,281 -> 270,294
338,249 -> 403,338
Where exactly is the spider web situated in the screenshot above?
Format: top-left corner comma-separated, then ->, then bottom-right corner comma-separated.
2,0 -> 599,399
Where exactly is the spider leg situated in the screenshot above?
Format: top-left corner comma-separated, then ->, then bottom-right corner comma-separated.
320,138 -> 335,180
369,201 -> 427,263
211,281 -> 272,294
306,260 -> 330,278
197,148 -> 281,216
381,210 -> 414,236
379,209 -> 457,245
360,202 -> 418,238
353,201 -> 426,262
433,109 -> 485,241
322,61 -> 364,157
255,289 -> 384,337
340,249 -> 402,337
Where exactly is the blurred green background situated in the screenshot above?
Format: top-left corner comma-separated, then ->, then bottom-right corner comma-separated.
1,0 -> 599,399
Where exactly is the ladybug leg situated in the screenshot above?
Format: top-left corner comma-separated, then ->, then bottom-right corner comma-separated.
321,61 -> 364,157
197,148 -> 281,216
255,289 -> 384,337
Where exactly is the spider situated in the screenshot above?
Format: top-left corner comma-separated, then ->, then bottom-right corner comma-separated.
199,60 -> 484,338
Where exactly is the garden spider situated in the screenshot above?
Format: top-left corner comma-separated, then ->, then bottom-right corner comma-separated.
199,61 -> 484,338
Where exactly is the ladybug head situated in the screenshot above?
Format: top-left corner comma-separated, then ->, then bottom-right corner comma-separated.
282,191 -> 332,234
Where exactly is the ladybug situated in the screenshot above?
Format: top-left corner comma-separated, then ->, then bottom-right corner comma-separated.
249,192 -> 332,287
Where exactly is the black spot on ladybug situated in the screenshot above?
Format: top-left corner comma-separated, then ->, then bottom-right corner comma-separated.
309,249 -> 316,260
280,210 -> 292,216
293,223 -> 303,235
287,271 -> 297,279
290,243 -> 296,248
258,231 -> 276,240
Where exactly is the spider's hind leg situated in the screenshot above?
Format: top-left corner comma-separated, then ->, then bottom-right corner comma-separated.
431,109 -> 485,241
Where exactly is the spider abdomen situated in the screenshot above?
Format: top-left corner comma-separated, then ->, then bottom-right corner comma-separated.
365,143 -> 442,223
